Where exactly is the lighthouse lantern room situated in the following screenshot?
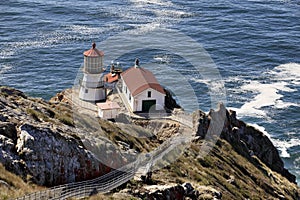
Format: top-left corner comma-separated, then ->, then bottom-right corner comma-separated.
79,43 -> 106,102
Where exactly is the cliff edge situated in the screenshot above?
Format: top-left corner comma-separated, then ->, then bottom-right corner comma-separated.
0,86 -> 299,199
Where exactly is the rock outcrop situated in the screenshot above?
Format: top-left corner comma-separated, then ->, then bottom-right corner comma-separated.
193,103 -> 296,183
164,89 -> 181,112
0,86 -> 114,186
116,182 -> 222,200
0,86 -> 299,200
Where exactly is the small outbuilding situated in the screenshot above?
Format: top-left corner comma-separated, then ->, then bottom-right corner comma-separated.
121,59 -> 166,112
97,101 -> 121,119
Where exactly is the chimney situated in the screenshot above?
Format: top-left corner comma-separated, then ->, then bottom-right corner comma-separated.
135,58 -> 140,68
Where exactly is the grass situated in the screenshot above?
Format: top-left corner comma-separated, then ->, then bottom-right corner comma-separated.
150,139 -> 300,200
98,119 -> 159,153
0,164 -> 44,200
26,105 -> 74,126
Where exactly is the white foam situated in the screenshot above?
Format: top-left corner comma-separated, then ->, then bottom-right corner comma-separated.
151,8 -> 192,19
153,54 -> 171,63
274,100 -> 298,109
67,24 -> 121,36
127,0 -> 191,33
269,63 -> 300,84
238,81 -> 294,117
190,77 -> 211,85
132,22 -> 163,34
236,63 -> 300,118
272,138 -> 300,158
130,0 -> 174,7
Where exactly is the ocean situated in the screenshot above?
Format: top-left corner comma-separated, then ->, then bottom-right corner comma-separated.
1,0 -> 299,184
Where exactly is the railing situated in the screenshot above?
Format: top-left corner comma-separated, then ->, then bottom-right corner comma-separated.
136,112 -> 171,119
171,112 -> 193,128
16,160 -> 139,200
15,130 -> 193,200
16,86 -> 195,199
64,89 -> 98,112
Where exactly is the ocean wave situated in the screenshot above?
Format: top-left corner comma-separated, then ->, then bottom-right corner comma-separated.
0,31 -> 77,59
153,54 -> 172,63
238,81 -> 295,117
294,157 -> 300,168
67,24 -> 121,36
126,0 -> 191,32
0,64 -> 13,79
129,0 -> 174,7
272,138 -> 300,158
151,8 -> 193,18
235,63 -> 300,118
268,63 -> 300,85
129,22 -> 163,34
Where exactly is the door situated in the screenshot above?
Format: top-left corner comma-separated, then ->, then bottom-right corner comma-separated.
142,100 -> 156,112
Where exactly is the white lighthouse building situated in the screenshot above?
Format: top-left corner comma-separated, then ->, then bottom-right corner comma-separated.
79,43 -> 106,102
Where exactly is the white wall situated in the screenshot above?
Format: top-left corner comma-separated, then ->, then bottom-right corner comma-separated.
121,78 -> 133,111
98,108 -> 120,119
79,87 -> 106,101
121,78 -> 165,112
134,88 -> 165,112
82,73 -> 104,88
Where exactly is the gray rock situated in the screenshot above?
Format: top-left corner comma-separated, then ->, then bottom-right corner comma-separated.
0,122 -> 17,142
192,103 -> 296,183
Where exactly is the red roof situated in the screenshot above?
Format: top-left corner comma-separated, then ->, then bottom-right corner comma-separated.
121,67 -> 165,97
83,43 -> 104,57
105,73 -> 119,83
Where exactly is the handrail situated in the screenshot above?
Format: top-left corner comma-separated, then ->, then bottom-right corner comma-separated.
15,113 -> 194,200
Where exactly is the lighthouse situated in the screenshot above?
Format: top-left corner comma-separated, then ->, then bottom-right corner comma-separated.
79,43 -> 106,102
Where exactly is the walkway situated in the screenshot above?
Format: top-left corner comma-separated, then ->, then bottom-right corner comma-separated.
16,129 -> 194,200
16,84 -> 196,199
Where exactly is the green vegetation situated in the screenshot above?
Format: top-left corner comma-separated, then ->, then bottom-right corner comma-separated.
151,139 -> 299,200
0,86 -> 299,199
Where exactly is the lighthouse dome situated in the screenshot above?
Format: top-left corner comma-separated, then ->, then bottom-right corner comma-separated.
83,43 -> 104,74
83,42 -> 104,57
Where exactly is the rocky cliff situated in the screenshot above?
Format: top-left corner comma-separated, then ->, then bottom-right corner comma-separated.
0,86 -> 299,200
193,104 -> 296,183
0,86 -> 114,187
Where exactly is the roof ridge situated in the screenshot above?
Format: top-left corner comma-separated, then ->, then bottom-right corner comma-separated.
121,66 -> 165,96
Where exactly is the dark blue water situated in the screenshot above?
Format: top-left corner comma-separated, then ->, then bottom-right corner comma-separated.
1,0 -> 299,183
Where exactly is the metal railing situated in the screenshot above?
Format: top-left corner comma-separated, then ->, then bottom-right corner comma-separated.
15,128 -> 193,200
16,160 -> 139,200
16,87 -> 195,199
171,112 -> 193,128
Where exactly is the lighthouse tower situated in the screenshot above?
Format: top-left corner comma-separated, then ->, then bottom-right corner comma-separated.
79,43 -> 106,102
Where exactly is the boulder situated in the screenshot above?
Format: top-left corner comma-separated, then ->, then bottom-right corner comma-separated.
14,123 -> 109,186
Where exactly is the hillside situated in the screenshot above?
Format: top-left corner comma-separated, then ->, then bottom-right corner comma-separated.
0,86 -> 299,199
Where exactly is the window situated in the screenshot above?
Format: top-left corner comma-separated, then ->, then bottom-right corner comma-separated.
129,94 -> 131,101
125,86 -> 127,94
85,89 -> 88,93
148,91 -> 151,98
